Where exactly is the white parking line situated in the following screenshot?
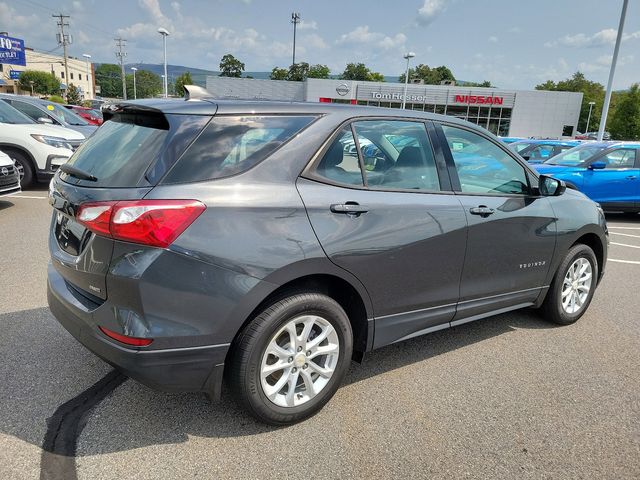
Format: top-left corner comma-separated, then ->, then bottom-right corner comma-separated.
611,242 -> 640,249
608,226 -> 640,230
609,258 -> 640,265
609,232 -> 640,239
7,195 -> 47,199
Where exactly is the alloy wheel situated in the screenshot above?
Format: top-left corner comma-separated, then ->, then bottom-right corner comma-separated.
561,257 -> 593,314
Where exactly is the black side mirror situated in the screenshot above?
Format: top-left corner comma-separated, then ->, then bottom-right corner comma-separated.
521,154 -> 530,161
539,174 -> 566,196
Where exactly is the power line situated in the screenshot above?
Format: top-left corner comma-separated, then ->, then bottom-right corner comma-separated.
115,37 -> 127,100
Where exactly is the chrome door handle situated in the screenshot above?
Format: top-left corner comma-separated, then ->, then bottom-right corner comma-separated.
330,203 -> 369,215
469,205 -> 495,217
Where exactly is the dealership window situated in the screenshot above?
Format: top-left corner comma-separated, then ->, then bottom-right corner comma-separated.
70,72 -> 74,80
562,125 -> 574,137
60,71 -> 64,78
79,74 -> 82,80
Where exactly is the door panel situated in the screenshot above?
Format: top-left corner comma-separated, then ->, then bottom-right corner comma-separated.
583,149 -> 639,206
298,177 -> 467,346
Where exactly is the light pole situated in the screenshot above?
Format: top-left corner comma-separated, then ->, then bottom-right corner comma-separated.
82,53 -> 92,99
401,52 -> 415,109
598,0 -> 628,141
291,12 -> 300,66
131,67 -> 138,99
585,101 -> 596,133
158,27 -> 170,98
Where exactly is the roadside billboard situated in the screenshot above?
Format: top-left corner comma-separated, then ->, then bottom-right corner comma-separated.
0,35 -> 26,66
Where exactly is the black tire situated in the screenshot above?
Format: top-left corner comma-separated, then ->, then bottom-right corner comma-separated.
228,293 -> 353,425
8,150 -> 34,188
541,244 -> 598,325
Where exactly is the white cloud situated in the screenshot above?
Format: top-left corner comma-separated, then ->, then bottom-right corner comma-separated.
416,0 -> 448,26
336,26 -> 406,50
488,36 -> 498,43
302,33 -> 328,50
0,1 -> 38,29
508,26 -> 522,34
545,28 -> 640,48
298,20 -> 318,31
578,54 -> 634,73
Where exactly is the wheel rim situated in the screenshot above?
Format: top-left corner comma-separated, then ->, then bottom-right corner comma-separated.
13,160 -> 24,182
561,257 -> 593,314
260,315 -> 340,408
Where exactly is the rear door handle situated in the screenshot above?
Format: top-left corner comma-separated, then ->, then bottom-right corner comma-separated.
626,175 -> 637,180
330,203 -> 369,215
469,205 -> 495,217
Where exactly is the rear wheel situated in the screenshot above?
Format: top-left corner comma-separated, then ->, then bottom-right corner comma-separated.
541,244 -> 598,325
228,292 -> 352,425
8,151 -> 34,188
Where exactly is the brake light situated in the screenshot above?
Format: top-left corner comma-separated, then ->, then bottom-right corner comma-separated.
99,326 -> 153,346
76,199 -> 206,248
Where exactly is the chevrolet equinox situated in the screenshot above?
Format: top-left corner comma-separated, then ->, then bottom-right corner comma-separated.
48,87 -> 608,425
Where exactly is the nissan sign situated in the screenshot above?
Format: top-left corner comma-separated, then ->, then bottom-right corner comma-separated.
454,94 -> 504,105
0,35 -> 26,66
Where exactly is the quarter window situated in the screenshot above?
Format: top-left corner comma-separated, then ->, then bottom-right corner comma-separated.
442,125 -> 530,195
315,128 -> 364,186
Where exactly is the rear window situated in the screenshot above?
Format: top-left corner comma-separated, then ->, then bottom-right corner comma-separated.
62,112 -> 171,187
161,115 -> 316,184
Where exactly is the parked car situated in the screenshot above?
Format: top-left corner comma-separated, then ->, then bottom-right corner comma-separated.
0,94 -> 97,137
509,139 -> 581,163
498,136 -> 523,144
535,142 -> 640,213
0,99 -> 85,187
576,131 -> 611,140
48,94 -> 608,425
64,105 -> 103,125
0,150 -> 20,197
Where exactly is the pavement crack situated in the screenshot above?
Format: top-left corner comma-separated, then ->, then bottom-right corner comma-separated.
40,370 -> 127,480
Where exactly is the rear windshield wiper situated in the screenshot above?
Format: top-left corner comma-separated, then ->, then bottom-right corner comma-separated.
60,164 -> 98,182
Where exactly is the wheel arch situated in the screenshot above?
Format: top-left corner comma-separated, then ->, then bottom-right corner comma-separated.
571,232 -> 605,283
0,143 -> 37,169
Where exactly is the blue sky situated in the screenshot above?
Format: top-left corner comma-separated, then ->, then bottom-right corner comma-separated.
2,0 -> 639,89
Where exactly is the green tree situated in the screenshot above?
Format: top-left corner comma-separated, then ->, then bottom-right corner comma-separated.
18,70 -> 60,95
536,72 -> 605,133
608,84 -> 640,140
308,64 -> 330,79
125,70 -> 162,99
219,54 -> 245,77
340,63 -> 384,82
95,63 -> 123,98
65,83 -> 81,104
174,72 -> 193,97
287,62 -> 310,81
398,64 -> 455,85
270,67 -> 288,80
47,95 -> 65,104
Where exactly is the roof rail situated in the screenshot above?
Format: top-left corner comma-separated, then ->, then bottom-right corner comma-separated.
183,85 -> 212,100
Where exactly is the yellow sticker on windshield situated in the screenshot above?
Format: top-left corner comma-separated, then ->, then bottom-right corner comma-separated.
46,105 -> 55,110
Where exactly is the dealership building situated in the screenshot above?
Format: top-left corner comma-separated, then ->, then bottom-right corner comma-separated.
206,76 -> 583,138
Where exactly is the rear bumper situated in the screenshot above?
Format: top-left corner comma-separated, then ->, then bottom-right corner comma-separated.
47,264 -> 228,397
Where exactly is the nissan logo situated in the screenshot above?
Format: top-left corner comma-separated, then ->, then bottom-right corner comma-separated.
335,83 -> 350,96
0,167 -> 8,176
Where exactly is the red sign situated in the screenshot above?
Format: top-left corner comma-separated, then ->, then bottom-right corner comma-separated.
454,95 -> 503,105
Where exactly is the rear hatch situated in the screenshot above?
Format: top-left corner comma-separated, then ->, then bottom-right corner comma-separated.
49,103 -> 214,302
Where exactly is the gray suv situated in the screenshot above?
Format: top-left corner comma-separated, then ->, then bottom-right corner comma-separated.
47,91 -> 608,425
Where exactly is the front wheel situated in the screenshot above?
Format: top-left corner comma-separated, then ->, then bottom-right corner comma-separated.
228,293 -> 353,425
9,151 -> 34,188
541,244 -> 598,325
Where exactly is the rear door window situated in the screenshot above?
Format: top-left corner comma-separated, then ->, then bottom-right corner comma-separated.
161,115 -> 316,184
314,127 -> 365,186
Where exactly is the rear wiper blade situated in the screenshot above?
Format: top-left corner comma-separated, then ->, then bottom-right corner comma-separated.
59,164 -> 97,182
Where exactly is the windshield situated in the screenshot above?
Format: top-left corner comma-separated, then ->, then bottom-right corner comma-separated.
0,99 -> 36,124
44,102 -> 90,126
545,144 -> 608,166
509,142 -> 534,153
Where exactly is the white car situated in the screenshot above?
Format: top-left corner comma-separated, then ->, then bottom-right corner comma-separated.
0,150 -> 20,197
0,99 -> 85,187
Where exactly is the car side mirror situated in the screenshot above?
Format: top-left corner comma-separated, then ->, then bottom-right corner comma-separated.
521,154 -> 530,161
539,174 -> 566,196
37,117 -> 54,125
589,161 -> 606,170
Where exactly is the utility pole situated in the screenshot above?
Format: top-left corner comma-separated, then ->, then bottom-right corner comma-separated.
53,13 -> 71,100
291,12 -> 300,66
115,37 -> 127,100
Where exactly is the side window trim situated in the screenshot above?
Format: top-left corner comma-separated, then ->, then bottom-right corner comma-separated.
434,120 -> 535,196
425,120 -> 452,191
350,122 -> 368,187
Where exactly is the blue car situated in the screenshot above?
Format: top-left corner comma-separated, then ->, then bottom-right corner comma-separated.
498,136 -> 523,144
535,142 -> 640,213
509,139 -> 581,164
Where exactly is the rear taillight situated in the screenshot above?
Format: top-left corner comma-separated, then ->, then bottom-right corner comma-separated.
76,199 -> 206,248
99,326 -> 153,346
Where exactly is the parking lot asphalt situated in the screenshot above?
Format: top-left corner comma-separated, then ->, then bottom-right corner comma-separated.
1,191 -> 638,480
